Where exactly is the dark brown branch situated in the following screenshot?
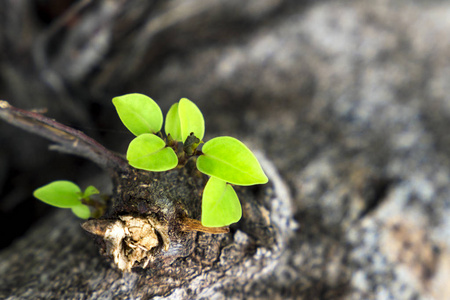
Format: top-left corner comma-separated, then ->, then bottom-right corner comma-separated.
0,100 -> 128,172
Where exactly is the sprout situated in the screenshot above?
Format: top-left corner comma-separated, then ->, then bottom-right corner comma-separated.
114,93 -> 267,227
36,93 -> 268,228
33,181 -> 98,219
165,98 -> 205,143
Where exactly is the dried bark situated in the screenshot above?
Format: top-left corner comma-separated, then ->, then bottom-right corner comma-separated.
0,152 -> 293,299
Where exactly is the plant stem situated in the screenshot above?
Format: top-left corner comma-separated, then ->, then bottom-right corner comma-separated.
0,100 -> 128,172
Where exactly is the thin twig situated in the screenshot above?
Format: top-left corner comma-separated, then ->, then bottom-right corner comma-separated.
0,100 -> 128,172
180,218 -> 229,234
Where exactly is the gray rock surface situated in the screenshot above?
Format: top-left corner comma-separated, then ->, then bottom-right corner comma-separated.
1,0 -> 450,299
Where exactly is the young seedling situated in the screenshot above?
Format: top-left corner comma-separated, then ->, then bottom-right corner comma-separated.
113,93 -> 268,227
0,95 -> 270,273
33,180 -> 100,219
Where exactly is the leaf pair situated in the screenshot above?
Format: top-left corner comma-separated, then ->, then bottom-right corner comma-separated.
165,99 -> 204,143
113,94 -> 204,172
198,137 -> 268,227
113,94 -> 174,171
33,181 -> 98,219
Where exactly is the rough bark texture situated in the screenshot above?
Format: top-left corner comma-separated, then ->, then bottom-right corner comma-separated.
0,152 -> 294,299
1,0 -> 450,299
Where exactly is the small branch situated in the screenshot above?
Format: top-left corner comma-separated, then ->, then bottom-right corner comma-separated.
180,218 -> 229,234
0,100 -> 128,172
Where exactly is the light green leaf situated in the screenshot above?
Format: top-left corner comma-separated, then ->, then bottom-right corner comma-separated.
112,93 -> 163,136
165,103 -> 182,141
127,133 -> 178,171
197,136 -> 268,186
71,204 -> 91,219
179,98 -> 205,143
33,180 -> 82,208
83,185 -> 99,198
201,177 -> 242,227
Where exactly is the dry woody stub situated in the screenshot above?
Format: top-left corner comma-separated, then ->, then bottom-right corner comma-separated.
82,215 -> 169,272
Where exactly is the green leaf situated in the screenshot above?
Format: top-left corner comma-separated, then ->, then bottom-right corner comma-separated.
179,98 -> 205,143
127,133 -> 178,171
164,103 -> 182,141
71,204 -> 91,219
83,185 -> 99,198
112,93 -> 163,136
201,177 -> 242,227
197,136 -> 268,186
33,180 -> 82,208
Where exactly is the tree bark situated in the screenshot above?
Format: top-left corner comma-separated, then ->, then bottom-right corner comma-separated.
0,142 -> 294,299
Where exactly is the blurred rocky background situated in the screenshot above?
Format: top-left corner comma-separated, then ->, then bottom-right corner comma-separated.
1,0 -> 450,298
